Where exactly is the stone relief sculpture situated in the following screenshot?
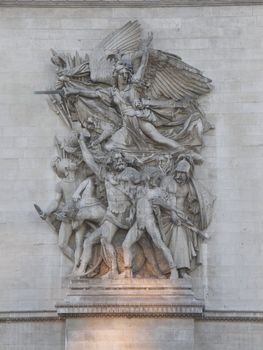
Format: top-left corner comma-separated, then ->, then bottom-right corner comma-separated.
34,20 -> 214,281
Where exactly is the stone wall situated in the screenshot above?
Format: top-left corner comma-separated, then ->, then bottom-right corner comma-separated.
1,318 -> 263,350
0,3 -> 263,349
195,320 -> 263,350
0,320 -> 65,350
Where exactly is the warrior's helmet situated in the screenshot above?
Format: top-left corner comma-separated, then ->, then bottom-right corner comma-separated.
174,158 -> 192,176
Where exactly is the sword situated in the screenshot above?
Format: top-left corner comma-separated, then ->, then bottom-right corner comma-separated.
33,204 -> 58,234
151,198 -> 209,240
34,90 -> 65,97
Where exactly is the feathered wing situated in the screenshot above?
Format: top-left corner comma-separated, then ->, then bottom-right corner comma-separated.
89,21 -> 142,84
144,49 -> 212,101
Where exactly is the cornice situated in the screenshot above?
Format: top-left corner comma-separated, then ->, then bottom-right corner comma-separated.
55,303 -> 204,318
202,310 -> 263,322
0,310 -> 60,322
0,1 -> 263,8
1,309 -> 263,322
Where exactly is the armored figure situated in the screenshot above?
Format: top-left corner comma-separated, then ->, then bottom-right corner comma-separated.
160,157 -> 213,278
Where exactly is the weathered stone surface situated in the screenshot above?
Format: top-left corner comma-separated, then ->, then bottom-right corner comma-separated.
32,20 -> 213,285
0,321 -> 65,350
65,317 -> 195,350
56,278 -> 203,317
0,0 -> 263,8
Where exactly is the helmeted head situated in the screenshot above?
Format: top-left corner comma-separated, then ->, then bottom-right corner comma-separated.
174,158 -> 191,185
51,157 -> 77,178
112,60 -> 133,87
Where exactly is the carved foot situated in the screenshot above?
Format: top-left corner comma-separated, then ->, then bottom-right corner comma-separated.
169,267 -> 179,280
101,269 -> 119,280
73,263 -> 87,277
181,272 -> 192,282
119,267 -> 133,279
67,266 -> 78,278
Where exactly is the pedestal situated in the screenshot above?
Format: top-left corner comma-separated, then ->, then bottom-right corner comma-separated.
56,278 -> 203,350
56,278 -> 203,317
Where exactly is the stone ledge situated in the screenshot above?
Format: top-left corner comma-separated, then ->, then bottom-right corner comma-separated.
202,310 -> 263,322
0,310 -> 59,322
0,0 -> 263,8
56,303 -> 203,317
1,309 -> 263,321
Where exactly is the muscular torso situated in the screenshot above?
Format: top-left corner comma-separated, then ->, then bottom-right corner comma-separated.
105,173 -> 133,214
162,176 -> 189,211
60,179 -> 80,203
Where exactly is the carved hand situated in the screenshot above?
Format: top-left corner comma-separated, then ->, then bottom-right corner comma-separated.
72,194 -> 81,202
63,87 -> 79,97
171,215 -> 182,226
146,31 -> 153,48
40,211 -> 48,220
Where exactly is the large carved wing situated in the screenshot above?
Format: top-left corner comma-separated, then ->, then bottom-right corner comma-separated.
89,21 -> 142,84
144,49 -> 212,100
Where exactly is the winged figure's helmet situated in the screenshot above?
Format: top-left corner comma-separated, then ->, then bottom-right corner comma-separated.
112,55 -> 133,76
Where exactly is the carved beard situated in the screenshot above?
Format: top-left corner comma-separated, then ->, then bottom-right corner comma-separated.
175,174 -> 188,185
112,161 -> 126,172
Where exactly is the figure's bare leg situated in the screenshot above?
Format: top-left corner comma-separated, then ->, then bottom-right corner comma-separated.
122,223 -> 143,278
76,205 -> 105,224
73,224 -> 86,272
140,121 -> 184,151
100,221 -> 119,277
76,228 -> 102,275
145,220 -> 178,279
58,222 -> 74,261
139,235 -> 164,278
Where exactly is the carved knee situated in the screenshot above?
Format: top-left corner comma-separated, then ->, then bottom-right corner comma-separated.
58,242 -> 66,251
122,240 -> 130,251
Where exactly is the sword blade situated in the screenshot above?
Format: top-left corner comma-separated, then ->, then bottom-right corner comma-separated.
34,90 -> 63,95
34,204 -> 44,219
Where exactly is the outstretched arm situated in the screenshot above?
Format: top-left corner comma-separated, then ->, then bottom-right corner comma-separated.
42,191 -> 62,219
78,135 -> 102,179
64,87 -> 98,99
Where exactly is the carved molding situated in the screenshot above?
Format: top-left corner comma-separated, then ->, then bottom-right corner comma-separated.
0,0 -> 263,8
202,310 -> 263,322
1,309 -> 263,322
0,310 -> 60,322
56,303 -> 204,318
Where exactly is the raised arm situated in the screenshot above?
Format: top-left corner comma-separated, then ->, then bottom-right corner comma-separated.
42,188 -> 63,219
132,32 -> 153,83
78,135 -> 102,180
72,178 -> 89,202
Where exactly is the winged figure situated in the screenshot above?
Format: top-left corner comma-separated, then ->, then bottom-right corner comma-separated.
56,20 -> 213,160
